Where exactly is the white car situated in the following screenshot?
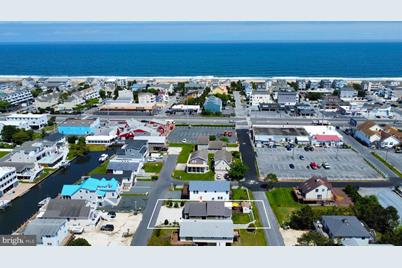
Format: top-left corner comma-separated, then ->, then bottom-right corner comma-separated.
181,139 -> 187,143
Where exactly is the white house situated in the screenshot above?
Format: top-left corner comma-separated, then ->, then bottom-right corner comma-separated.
339,87 -> 358,101
186,150 -> 209,174
250,91 -> 273,108
0,89 -> 33,106
0,120 -> 31,131
214,150 -> 233,180
80,87 -> 100,101
353,120 -> 382,146
0,166 -> 18,198
6,113 -> 48,129
138,92 -> 156,105
60,178 -> 121,208
179,219 -> 235,246
189,181 -> 230,201
23,219 -> 69,246
294,176 -> 334,203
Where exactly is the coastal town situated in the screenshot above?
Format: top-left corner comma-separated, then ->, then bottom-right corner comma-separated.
0,76 -> 402,246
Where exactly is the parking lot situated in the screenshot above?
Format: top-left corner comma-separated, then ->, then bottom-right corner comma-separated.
256,147 -> 382,181
168,126 -> 237,143
376,150 -> 402,173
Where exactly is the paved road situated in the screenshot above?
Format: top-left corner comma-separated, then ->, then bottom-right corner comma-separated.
341,132 -> 400,179
131,154 -> 177,246
253,191 -> 285,246
237,129 -> 258,181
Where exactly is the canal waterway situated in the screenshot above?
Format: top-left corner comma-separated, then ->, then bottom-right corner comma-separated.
0,151 -> 104,234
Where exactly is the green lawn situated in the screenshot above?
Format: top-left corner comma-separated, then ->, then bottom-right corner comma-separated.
88,160 -> 109,176
172,170 -> 215,181
232,212 -> 252,224
231,188 -> 250,200
143,162 -> 163,173
266,188 -> 303,225
43,124 -> 56,132
169,143 -> 194,163
87,144 -> 107,152
34,168 -> 56,183
0,151 -> 10,158
234,229 -> 267,246
227,143 -> 238,147
148,229 -> 175,246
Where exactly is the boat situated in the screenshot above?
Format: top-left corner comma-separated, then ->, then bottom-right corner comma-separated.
0,200 -> 11,210
98,154 -> 109,162
37,197 -> 50,207
60,160 -> 70,168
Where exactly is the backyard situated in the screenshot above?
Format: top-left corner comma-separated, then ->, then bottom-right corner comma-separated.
172,170 -> 215,181
0,151 -> 10,158
88,160 -> 109,176
143,162 -> 163,174
169,143 -> 194,163
148,229 -> 175,246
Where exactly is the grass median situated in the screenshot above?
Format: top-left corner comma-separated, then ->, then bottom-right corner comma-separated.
371,152 -> 402,178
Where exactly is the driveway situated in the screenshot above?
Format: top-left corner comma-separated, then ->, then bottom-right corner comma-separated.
131,155 -> 178,246
237,129 -> 258,180
253,191 -> 284,246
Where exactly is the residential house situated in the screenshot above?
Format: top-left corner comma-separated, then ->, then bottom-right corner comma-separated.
203,96 -> 222,113
208,141 -> 226,152
0,167 -> 18,198
170,105 -> 201,114
0,88 -> 33,106
6,113 -> 48,129
80,87 -> 100,101
58,118 -> 100,136
189,181 -> 230,201
321,95 -> 342,111
179,219 -> 235,246
183,201 -> 232,219
315,216 -> 372,246
380,126 -> 402,148
214,150 -> 233,180
277,91 -> 299,107
42,78 -> 71,91
196,136 -> 209,151
34,92 -> 60,110
250,91 -> 273,108
0,120 -> 31,132
107,140 -> 148,174
293,176 -> 334,203
353,120 -> 382,146
61,177 -> 121,208
138,92 -> 156,105
0,162 -> 42,182
212,85 -> 228,95
340,87 -> 358,101
133,136 -> 167,152
130,83 -> 148,92
186,150 -> 209,174
22,219 -> 68,246
297,80 -> 307,90
39,199 -> 101,228
296,102 -> 315,116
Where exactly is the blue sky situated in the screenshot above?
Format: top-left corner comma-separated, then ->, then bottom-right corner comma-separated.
1,22 -> 402,43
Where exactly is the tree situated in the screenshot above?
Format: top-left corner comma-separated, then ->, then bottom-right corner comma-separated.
67,238 -> 91,246
0,100 -> 10,111
31,87 -> 42,97
12,130 -> 33,145
332,89 -> 340,96
228,160 -> 247,180
1,125 -> 18,142
48,116 -> 56,126
209,135 -> 216,141
306,92 -> 324,101
67,135 -> 78,144
297,231 -> 336,246
99,89 -> 106,99
113,87 -> 119,100
289,206 -> 316,230
265,173 -> 278,182
380,227 -> 402,246
41,129 -> 47,138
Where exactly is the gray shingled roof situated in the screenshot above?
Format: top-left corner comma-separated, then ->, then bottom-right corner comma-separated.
107,161 -> 140,172
42,199 -> 91,219
183,202 -> 231,218
23,218 -> 66,244
321,216 -> 371,238
189,150 -> 208,162
179,219 -> 234,239
196,136 -> 209,145
189,181 -> 230,192
214,150 -> 232,163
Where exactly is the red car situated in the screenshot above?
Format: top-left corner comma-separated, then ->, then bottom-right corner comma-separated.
310,162 -> 318,169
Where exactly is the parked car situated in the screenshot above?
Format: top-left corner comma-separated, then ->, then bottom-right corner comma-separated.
299,155 -> 305,160
304,146 -> 314,151
322,162 -> 331,169
107,211 -> 116,218
181,138 -> 187,143
100,224 -> 115,232
310,162 -> 318,169
289,163 -> 295,169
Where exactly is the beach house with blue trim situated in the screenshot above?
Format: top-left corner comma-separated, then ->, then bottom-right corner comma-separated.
61,177 -> 121,208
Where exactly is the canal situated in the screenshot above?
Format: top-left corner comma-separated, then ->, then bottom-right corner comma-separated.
0,151 -> 104,234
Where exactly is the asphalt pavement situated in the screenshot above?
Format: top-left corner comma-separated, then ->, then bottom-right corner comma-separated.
253,191 -> 285,246
237,129 -> 258,180
131,154 -> 178,246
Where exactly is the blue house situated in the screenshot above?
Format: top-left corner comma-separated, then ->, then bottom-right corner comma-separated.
58,118 -> 100,136
203,96 -> 222,113
60,177 -> 120,207
131,83 -> 147,92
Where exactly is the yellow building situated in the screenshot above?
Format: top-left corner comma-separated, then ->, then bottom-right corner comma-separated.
212,85 -> 228,95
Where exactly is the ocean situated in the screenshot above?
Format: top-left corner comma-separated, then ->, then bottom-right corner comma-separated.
1,42 -> 402,77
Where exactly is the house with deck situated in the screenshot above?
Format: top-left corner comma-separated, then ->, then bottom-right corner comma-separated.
186,150 -> 209,174
189,181 -> 230,201
293,176 -> 334,203
214,150 -> 233,180
22,219 -> 69,246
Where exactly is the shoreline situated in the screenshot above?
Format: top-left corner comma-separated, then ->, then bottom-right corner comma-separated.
1,75 -> 402,81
